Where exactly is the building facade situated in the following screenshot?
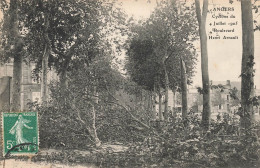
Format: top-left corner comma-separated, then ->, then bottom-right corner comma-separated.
154,80 -> 248,120
0,61 -> 58,110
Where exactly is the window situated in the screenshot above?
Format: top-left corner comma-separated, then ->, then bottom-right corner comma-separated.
177,107 -> 182,113
227,104 -> 230,111
32,92 -> 41,102
30,63 -> 38,84
227,95 -> 230,101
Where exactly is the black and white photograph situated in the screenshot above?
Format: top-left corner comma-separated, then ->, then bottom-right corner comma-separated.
0,0 -> 260,167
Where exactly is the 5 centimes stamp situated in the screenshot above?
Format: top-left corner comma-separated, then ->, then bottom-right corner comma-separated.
2,112 -> 39,156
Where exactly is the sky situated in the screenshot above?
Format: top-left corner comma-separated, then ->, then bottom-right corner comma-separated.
119,0 -> 260,89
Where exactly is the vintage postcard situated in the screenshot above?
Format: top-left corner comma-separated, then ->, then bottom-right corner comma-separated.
0,0 -> 259,167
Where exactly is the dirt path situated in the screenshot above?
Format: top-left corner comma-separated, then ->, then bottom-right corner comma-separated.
0,144 -> 129,168
0,159 -> 97,168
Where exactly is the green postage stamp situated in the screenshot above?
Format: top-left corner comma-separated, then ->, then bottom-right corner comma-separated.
2,112 -> 39,155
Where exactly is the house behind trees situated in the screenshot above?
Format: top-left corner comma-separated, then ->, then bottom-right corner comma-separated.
154,80 -> 260,121
0,60 -> 57,111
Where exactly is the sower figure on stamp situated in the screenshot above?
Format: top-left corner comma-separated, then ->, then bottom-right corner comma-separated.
9,114 -> 33,150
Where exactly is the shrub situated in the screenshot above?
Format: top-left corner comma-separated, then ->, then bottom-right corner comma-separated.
28,82 -> 150,149
126,113 -> 260,168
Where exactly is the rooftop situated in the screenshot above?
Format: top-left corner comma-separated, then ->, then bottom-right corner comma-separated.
211,80 -> 241,90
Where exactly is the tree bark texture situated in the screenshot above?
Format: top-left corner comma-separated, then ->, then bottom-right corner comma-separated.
159,89 -> 163,120
59,70 -> 68,91
240,0 -> 255,129
91,86 -> 101,147
195,0 -> 211,130
41,45 -> 49,103
181,58 -> 188,119
163,63 -> 169,121
41,13 -> 50,103
152,83 -> 157,119
173,89 -> 177,118
10,0 -> 23,112
157,75 -> 163,120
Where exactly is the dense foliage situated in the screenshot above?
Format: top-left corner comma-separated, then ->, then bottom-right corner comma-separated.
25,107 -> 260,167
0,0 -> 259,167
125,113 -> 260,168
28,56 -> 153,148
125,0 -> 198,91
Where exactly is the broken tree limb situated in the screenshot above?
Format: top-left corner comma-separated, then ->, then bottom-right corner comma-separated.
106,100 -> 151,130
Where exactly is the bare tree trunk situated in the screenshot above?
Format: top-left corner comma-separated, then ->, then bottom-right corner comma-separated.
159,89 -> 163,120
158,77 -> 163,120
146,91 -> 150,110
10,0 -> 23,112
91,86 -> 101,147
173,89 -> 176,118
149,91 -> 153,111
148,91 -> 154,118
41,45 -> 49,103
157,75 -> 163,120
71,90 -> 101,148
59,57 -> 72,91
59,40 -> 80,91
11,52 -> 22,112
41,13 -> 50,103
181,58 -> 188,119
163,63 -> 169,121
59,70 -> 68,91
152,83 -> 157,119
195,0 -> 211,130
240,0 -> 255,129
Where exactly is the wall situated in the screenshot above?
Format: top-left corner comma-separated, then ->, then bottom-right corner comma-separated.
0,76 -> 12,111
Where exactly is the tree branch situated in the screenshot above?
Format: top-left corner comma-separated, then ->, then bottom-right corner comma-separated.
71,96 -> 86,125
107,100 -> 151,130
103,83 -> 164,138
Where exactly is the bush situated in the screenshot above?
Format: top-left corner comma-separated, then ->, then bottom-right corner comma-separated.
125,113 -> 260,168
28,82 -> 150,149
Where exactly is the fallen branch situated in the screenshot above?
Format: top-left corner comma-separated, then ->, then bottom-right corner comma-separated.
105,100 -> 164,140
107,100 -> 150,129
103,84 -> 164,139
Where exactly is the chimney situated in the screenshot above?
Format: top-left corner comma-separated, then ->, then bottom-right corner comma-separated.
226,80 -> 230,86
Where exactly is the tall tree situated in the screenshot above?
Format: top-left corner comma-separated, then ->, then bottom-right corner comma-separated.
1,0 -> 24,111
18,0 -> 117,93
195,0 -> 211,130
126,0 -> 198,120
1,0 -> 126,146
67,53 -> 125,146
41,12 -> 50,102
91,85 -> 101,147
163,61 -> 169,120
240,0 -> 255,129
181,58 -> 188,119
